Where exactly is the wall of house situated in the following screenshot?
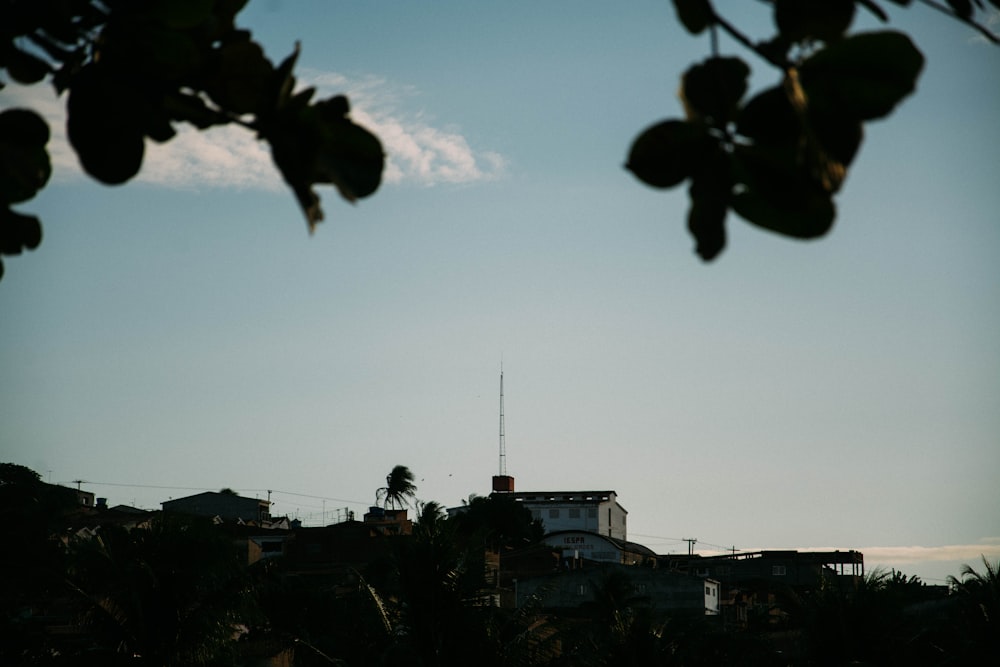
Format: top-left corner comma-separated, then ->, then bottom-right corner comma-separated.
703,579 -> 720,615
514,565 -> 714,616
162,493 -> 269,522
597,501 -> 627,540
515,492 -> 627,540
529,502 -> 602,534
544,532 -> 623,564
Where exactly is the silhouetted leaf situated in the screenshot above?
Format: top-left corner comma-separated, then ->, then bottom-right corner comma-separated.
6,47 -> 51,84
0,108 -> 49,147
0,109 -> 51,204
672,0 -> 714,35
314,96 -> 384,202
737,83 -> 862,192
736,86 -> 799,147
686,146 -> 732,260
625,120 -> 711,189
732,145 -> 835,239
67,66 -> 145,185
149,0 -> 215,29
101,19 -> 203,83
946,0 -> 974,19
0,206 -> 43,255
266,94 -> 384,232
681,56 -> 750,126
809,110 -> 863,168
774,0 -> 856,43
800,31 -> 924,121
144,103 -> 177,143
206,40 -> 274,114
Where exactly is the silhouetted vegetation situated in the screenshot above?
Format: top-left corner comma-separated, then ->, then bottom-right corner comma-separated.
4,462 -> 998,666
375,464 -> 417,510
627,0 -> 999,260
1,0 -> 383,281
3,1 -> 999,280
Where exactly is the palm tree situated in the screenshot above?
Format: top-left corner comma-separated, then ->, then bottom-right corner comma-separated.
947,555 -> 1000,655
376,465 -> 416,510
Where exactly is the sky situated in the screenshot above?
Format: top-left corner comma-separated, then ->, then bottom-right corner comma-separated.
2,1 -> 999,585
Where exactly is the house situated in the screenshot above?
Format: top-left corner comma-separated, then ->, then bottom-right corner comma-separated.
499,489 -> 628,540
662,549 -> 865,589
161,491 -> 271,523
513,562 -> 720,616
544,529 -> 656,567
661,549 -> 866,629
362,506 -> 412,536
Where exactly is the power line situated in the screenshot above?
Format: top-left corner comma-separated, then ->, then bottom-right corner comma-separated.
75,481 -> 369,507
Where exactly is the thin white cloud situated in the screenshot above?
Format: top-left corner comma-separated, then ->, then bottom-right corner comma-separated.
860,541 -> 1000,565
733,540 -> 1000,565
302,70 -> 507,186
1,72 -> 505,191
139,123 -> 281,191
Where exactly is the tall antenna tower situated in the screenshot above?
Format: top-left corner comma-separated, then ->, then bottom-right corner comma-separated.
499,364 -> 506,476
492,362 -> 514,493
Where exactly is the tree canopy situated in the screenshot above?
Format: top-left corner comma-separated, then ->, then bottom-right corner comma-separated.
376,464 -> 417,510
1,0 -> 998,281
626,0 -> 999,260
1,0 -> 384,281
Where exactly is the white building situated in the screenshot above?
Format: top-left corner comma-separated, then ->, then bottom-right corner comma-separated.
501,489 -> 627,540
543,529 -> 655,566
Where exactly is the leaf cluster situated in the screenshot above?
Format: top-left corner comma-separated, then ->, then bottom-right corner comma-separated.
1,0 -> 384,282
628,0 -> 996,260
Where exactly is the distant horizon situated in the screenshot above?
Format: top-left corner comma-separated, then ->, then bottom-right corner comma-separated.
37,473 -> 1000,586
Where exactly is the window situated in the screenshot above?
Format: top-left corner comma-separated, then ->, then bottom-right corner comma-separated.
549,509 -> 560,519
568,508 -> 581,519
531,509 -> 541,520
587,508 -> 597,519
772,565 -> 786,576
705,586 -> 711,595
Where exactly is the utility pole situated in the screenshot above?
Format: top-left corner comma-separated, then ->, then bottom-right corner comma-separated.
683,537 -> 698,556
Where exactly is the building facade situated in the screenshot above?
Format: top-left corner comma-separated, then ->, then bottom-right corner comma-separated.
502,490 -> 627,540
543,530 -> 656,566
161,491 -> 271,523
513,563 -> 720,616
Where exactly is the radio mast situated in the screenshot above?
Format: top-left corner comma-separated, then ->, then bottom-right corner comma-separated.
492,363 -> 515,493
499,364 -> 506,476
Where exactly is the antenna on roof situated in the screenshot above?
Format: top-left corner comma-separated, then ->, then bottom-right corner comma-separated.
492,360 -> 515,494
499,361 -> 506,477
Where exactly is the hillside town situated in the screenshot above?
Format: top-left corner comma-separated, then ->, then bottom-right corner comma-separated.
3,460 -> 996,666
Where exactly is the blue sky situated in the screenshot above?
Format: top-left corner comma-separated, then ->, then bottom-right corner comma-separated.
2,1 -> 999,584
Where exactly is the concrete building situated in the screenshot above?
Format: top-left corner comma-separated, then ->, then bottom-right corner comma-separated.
362,506 -> 412,536
544,530 -> 656,566
502,489 -> 628,540
514,563 -> 720,616
161,491 -> 271,523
